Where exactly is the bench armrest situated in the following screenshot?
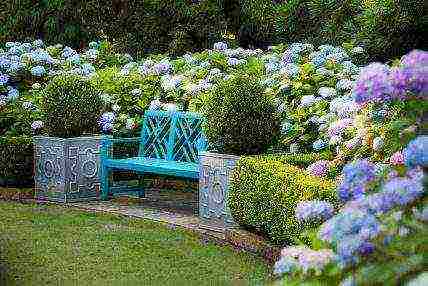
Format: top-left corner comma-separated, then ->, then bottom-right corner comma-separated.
100,136 -> 141,160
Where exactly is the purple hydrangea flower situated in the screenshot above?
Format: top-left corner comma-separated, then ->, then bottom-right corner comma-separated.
295,200 -> 334,223
404,136 -> 428,168
306,160 -> 330,177
401,50 -> 428,68
352,63 -> 393,104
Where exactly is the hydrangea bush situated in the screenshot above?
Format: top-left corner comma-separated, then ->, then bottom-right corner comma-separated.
274,136 -> 427,285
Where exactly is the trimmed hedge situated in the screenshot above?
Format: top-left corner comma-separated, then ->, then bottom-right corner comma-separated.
0,0 -> 227,57
229,156 -> 336,245
260,152 -> 334,168
0,136 -> 33,187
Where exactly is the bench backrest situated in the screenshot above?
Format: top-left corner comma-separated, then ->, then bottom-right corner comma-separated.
139,110 -> 207,163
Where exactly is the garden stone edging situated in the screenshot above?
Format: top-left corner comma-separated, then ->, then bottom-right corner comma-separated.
34,135 -> 109,203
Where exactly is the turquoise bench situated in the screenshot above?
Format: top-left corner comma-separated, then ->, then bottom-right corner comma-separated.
100,110 -> 207,200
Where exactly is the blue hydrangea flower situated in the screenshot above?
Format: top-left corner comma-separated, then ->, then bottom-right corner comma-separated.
213,42 -> 228,51
0,73 -> 9,85
30,65 -> 46,77
61,46 -> 77,58
273,256 -> 297,276
337,159 -> 376,202
295,200 -> 334,223
404,136 -> 428,168
227,57 -> 239,66
7,87 -> 19,100
313,139 -> 327,151
318,87 -> 337,99
32,39 -> 44,48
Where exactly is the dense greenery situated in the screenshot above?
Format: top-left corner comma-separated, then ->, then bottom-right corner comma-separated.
203,74 -> 281,155
1,1 -> 426,60
229,156 -> 336,244
0,202 -> 269,285
42,75 -> 103,138
238,0 -> 428,61
0,136 -> 33,187
0,0 -> 226,57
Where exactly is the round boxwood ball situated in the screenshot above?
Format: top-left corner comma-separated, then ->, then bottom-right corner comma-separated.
203,74 -> 281,155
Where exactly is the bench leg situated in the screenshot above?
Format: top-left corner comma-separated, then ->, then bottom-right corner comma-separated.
100,165 -> 111,200
138,175 -> 145,198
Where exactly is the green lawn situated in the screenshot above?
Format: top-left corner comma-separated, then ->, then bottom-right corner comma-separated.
0,202 -> 270,285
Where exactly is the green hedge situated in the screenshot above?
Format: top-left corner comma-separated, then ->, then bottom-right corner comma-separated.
0,0 -> 226,57
229,156 -> 336,245
260,152 -> 334,168
238,0 -> 427,61
0,136 -> 33,187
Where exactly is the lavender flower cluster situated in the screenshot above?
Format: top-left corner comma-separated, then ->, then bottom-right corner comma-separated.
352,50 -> 428,104
306,160 -> 330,177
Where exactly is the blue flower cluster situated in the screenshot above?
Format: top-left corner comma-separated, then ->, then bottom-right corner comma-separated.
318,207 -> 380,267
403,136 -> 428,168
337,159 -> 376,202
98,112 -> 116,133
295,200 -> 334,224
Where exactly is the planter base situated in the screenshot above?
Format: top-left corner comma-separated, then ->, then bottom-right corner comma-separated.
198,152 -> 239,230
34,136 -> 105,203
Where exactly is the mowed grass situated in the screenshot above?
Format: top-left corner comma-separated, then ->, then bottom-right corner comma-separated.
0,202 -> 269,285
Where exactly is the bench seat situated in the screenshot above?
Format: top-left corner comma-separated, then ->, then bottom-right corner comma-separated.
104,157 -> 199,179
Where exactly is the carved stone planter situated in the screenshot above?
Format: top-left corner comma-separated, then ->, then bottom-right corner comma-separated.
34,136 -> 106,202
198,151 -> 240,230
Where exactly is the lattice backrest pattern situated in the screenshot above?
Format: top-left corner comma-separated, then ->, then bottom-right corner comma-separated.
139,111 -> 207,162
171,113 -> 206,163
139,112 -> 173,159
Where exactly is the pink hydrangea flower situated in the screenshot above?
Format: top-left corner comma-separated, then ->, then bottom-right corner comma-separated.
390,151 -> 404,165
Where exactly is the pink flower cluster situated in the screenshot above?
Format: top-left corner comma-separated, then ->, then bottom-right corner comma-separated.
279,246 -> 336,275
389,151 -> 404,166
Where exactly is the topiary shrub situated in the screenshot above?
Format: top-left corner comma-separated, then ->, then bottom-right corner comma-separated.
202,74 -> 281,156
42,75 -> 103,138
229,156 -> 337,245
0,136 -> 33,187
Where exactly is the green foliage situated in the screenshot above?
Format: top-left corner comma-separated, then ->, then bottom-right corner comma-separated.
229,156 -> 336,244
0,0 -> 227,57
42,75 -> 103,138
261,152 -> 334,168
239,0 -> 427,61
202,74 -> 281,156
91,67 -> 159,114
0,136 -> 33,187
